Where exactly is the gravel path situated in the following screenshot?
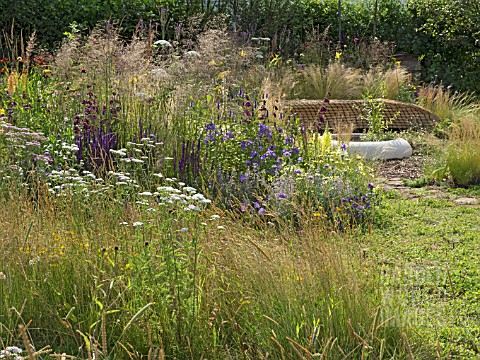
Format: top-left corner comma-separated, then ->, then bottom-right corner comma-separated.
373,146 -> 479,206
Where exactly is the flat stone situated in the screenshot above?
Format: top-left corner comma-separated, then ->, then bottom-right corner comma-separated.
454,197 -> 478,205
386,179 -> 405,186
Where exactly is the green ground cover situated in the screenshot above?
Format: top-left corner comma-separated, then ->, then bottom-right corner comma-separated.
364,193 -> 480,358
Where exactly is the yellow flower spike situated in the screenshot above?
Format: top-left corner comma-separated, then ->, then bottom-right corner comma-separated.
240,49 -> 246,57
335,51 -> 342,60
7,72 -> 18,94
0,108 -> 4,115
313,213 -> 321,217
20,72 -> 27,87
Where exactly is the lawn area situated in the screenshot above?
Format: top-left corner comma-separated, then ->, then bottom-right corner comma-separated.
363,190 -> 480,359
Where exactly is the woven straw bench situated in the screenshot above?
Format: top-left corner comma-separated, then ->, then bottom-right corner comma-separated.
283,99 -> 439,132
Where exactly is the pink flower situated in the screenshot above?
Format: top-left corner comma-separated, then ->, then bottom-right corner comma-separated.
354,37 -> 359,42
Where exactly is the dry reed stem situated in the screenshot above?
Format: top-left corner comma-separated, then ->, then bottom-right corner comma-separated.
269,335 -> 286,360
20,324 -> 35,360
401,332 -> 415,360
101,310 -> 107,355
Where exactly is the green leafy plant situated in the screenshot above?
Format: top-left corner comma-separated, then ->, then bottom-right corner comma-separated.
361,94 -> 398,140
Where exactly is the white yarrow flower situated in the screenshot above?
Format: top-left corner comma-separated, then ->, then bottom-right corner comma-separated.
191,193 -> 205,201
5,346 -> 23,354
182,186 -> 197,193
138,191 -> 153,196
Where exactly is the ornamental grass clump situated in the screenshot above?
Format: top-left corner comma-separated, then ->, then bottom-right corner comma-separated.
444,114 -> 480,186
289,62 -> 363,100
0,183 -> 416,358
417,84 -> 480,130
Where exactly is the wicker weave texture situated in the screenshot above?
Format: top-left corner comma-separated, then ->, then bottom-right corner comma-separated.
284,99 -> 439,131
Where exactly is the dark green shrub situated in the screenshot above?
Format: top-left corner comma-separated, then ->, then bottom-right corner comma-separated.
408,0 -> 480,93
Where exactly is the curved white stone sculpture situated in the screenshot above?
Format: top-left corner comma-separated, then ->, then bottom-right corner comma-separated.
332,138 -> 413,160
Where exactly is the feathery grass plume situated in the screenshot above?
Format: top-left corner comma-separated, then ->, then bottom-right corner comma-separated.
292,63 -> 363,100
204,220 -> 415,358
262,65 -> 296,100
24,31 -> 36,68
382,66 -> 409,100
172,27 -> 258,90
54,21 -> 152,87
417,84 -> 479,123
53,24 -> 81,80
445,114 -> 480,186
